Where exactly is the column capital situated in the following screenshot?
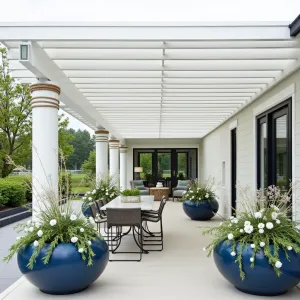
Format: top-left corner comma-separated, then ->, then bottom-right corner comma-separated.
30,82 -> 60,110
95,129 -> 109,142
109,139 -> 120,149
95,129 -> 109,135
119,145 -> 128,153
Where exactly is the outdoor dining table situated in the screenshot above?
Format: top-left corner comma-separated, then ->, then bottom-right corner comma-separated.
100,195 -> 155,211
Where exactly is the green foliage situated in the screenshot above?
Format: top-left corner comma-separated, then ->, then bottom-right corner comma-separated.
82,150 -> 96,178
66,129 -> 95,170
82,175 -> 120,210
0,179 -> 26,207
0,48 -> 32,177
59,171 -> 72,198
140,153 -> 152,179
58,115 -> 74,159
203,185 -> 300,279
121,189 -> 140,196
3,193 -> 101,269
182,179 -> 215,203
4,175 -> 32,201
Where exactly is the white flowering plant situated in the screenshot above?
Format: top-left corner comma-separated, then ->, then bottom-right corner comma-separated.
203,184 -> 300,279
181,178 -> 216,203
82,175 -> 120,210
3,193 -> 100,269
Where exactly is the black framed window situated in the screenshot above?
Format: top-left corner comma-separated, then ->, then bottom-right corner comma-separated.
257,98 -> 292,191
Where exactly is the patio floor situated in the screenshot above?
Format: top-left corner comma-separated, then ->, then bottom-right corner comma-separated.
1,201 -> 300,300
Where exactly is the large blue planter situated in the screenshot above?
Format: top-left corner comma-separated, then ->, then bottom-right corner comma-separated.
82,203 -> 92,217
183,199 -> 219,220
214,240 -> 300,296
17,238 -> 109,295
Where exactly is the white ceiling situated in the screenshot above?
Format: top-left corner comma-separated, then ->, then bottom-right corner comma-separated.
2,23 -> 300,139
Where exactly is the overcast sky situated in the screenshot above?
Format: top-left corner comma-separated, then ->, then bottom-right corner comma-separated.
2,0 -> 299,132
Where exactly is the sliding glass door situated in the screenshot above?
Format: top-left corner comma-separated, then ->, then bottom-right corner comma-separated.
257,99 -> 292,191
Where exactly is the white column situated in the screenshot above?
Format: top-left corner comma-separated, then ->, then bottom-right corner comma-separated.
95,129 -> 109,183
109,139 -> 120,184
30,81 -> 60,219
119,145 -> 128,191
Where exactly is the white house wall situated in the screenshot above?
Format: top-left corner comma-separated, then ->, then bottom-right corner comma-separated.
201,68 -> 300,220
126,138 -> 201,189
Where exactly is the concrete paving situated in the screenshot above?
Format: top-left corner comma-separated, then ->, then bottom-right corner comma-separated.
0,201 -> 300,300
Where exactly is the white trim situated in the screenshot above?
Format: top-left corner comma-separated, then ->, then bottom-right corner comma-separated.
0,277 -> 26,300
228,119 -> 238,130
252,84 -> 296,208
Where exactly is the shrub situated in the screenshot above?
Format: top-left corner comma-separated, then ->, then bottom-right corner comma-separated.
59,171 -> 72,198
0,180 -> 26,207
4,176 -> 32,202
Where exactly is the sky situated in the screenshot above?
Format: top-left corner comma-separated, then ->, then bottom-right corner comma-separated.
1,0 -> 299,132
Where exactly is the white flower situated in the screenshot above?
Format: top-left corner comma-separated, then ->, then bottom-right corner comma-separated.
50,219 -> 57,226
244,225 -> 254,234
33,240 -> 39,247
205,193 -> 209,198
259,229 -> 264,234
61,212 -> 66,217
80,228 -> 85,232
273,206 -> 280,211
37,230 -> 43,237
27,220 -> 31,226
276,220 -> 281,224
228,224 -> 232,227
28,227 -> 34,232
89,217 -> 95,224
71,237 -> 78,243
203,247 -> 206,252
233,219 -> 238,224
271,212 -> 278,220
92,189 -> 96,194
230,216 -> 235,220
266,222 -> 274,229
219,222 -> 223,226
254,212 -> 262,219
86,191 -> 90,194
70,214 -> 77,221
260,242 -> 265,247
88,241 -> 92,246
244,221 -> 251,226
287,246 -> 293,251
251,244 -> 255,249
82,197 -> 86,200
35,222 -> 40,228
258,223 -> 265,229
230,251 -> 236,256
228,233 -> 234,240
250,257 -> 254,262
182,191 -> 186,195
88,197 -> 92,201
275,261 -> 282,268
240,229 -> 244,233
16,236 -> 21,241
78,248 -> 84,253
24,228 -> 28,232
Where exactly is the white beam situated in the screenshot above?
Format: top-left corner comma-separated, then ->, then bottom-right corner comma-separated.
0,23 -> 291,41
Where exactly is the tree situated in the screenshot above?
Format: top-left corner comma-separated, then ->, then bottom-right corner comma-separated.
0,48 -> 31,177
66,129 -> 95,170
58,114 -> 74,159
82,150 -> 96,176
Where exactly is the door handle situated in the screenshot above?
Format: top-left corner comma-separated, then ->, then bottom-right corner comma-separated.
173,170 -> 176,176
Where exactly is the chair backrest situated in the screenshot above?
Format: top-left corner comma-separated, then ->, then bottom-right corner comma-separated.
106,208 -> 142,227
89,202 -> 98,219
158,198 -> 167,217
177,180 -> 189,188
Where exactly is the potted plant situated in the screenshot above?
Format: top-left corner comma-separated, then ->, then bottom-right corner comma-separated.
121,189 -> 141,203
203,184 -> 300,296
3,192 -> 109,295
82,175 -> 120,217
181,179 -> 219,220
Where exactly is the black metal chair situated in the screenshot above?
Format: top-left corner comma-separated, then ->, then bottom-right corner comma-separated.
142,197 -> 167,251
89,202 -> 107,232
106,208 -> 143,262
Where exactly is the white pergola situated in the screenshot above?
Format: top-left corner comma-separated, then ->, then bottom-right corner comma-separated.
1,22 -> 300,214
1,22 -> 300,140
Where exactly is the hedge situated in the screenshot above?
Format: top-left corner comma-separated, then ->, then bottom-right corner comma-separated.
0,180 -> 27,207
4,176 -> 32,201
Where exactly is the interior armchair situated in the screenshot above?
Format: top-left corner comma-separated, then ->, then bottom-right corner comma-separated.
130,180 -> 150,196
172,180 -> 190,201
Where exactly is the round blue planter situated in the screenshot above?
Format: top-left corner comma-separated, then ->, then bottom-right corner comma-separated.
17,238 -> 109,295
214,240 -> 300,296
82,203 -> 92,217
183,199 -> 219,220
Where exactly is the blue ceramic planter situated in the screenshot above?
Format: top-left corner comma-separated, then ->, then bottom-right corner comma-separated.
82,203 -> 92,217
17,238 -> 109,295
214,240 -> 300,296
183,199 -> 219,220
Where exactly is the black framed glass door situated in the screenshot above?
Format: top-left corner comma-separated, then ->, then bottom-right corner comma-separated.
257,98 -> 292,191
231,128 -> 237,215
